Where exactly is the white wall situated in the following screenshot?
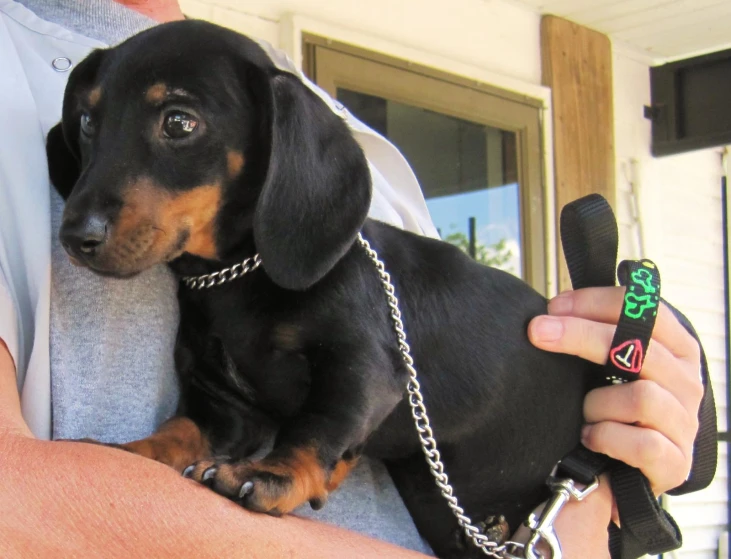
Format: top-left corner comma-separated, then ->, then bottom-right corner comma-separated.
180,0 -> 543,86
180,0 -> 726,555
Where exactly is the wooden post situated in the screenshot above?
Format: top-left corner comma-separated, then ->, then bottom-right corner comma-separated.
541,15 -> 616,292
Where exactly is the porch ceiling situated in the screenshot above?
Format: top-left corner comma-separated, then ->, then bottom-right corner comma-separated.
514,0 -> 731,61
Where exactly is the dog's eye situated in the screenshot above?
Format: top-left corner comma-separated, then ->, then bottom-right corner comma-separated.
163,111 -> 199,139
80,113 -> 96,137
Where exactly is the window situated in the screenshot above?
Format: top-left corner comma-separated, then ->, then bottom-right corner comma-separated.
304,37 -> 547,292
650,48 -> 731,156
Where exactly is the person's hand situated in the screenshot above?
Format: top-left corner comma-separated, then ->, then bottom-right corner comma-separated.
528,286 -> 703,496
521,287 -> 702,557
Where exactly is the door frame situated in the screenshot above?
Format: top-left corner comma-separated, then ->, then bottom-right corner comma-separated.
277,13 -> 558,294
303,35 -> 547,291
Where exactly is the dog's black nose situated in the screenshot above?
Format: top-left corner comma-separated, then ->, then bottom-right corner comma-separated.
60,214 -> 108,257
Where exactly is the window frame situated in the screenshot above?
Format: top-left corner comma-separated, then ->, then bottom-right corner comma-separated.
303,35 -> 548,292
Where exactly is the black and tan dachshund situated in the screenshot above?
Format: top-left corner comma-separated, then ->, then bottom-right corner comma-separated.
47,20 -> 590,558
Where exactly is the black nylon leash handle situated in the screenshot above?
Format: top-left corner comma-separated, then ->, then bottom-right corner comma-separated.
559,193 -> 618,290
555,193 -> 615,485
559,194 -> 682,558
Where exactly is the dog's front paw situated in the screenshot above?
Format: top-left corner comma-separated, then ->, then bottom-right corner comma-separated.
183,448 -> 331,515
453,514 -> 510,552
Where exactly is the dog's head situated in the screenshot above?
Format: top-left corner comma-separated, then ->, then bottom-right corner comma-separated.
47,20 -> 372,290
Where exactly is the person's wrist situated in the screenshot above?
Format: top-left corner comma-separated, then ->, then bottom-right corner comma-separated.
553,473 -> 613,558
510,474 -> 613,558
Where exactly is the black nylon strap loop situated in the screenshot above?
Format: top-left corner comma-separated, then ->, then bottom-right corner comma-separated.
559,193 -> 618,290
663,299 -> 718,496
610,461 -> 682,557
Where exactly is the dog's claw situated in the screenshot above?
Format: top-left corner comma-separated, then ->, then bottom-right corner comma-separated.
239,481 -> 254,498
182,465 -> 195,478
202,466 -> 218,483
309,496 -> 327,510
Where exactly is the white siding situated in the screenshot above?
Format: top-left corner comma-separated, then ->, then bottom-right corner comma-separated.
178,0 -> 726,555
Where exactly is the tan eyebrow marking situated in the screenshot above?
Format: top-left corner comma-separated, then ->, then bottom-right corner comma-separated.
88,86 -> 102,107
145,84 -> 197,106
145,82 -> 168,104
227,150 -> 245,179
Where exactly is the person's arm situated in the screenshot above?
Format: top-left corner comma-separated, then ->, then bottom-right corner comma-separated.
0,339 -> 428,559
3,287 -> 699,559
528,286 -> 705,558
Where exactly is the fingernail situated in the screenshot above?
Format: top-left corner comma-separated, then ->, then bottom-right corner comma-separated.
531,316 -> 564,342
548,291 -> 573,315
581,425 -> 591,444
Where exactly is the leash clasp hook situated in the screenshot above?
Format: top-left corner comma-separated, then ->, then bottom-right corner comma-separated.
524,475 -> 599,559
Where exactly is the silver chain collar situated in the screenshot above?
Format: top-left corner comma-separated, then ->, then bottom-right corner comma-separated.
181,254 -> 262,289
180,233 -> 583,557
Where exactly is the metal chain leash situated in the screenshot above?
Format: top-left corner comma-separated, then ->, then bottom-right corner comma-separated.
181,254 -> 262,290
356,233 -> 522,558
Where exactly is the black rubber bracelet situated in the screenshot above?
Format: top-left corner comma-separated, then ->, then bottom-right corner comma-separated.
605,259 -> 661,384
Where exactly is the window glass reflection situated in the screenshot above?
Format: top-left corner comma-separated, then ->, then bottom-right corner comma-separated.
338,88 -> 522,277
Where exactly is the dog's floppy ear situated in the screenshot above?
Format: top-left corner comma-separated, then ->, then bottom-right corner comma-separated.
46,48 -> 106,200
46,123 -> 79,200
253,71 -> 372,291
